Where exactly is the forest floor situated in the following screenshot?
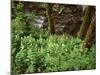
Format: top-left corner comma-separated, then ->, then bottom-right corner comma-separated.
24,3 -> 83,36
11,2 -> 96,74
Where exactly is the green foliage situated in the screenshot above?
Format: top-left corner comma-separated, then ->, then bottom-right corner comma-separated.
11,2 -> 96,75
11,2 -> 37,74
13,34 -> 96,74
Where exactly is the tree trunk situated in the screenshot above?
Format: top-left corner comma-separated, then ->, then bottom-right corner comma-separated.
80,15 -> 96,53
77,6 -> 95,39
46,3 -> 55,34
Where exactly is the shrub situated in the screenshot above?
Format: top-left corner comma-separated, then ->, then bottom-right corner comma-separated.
13,34 -> 96,74
11,2 -> 96,74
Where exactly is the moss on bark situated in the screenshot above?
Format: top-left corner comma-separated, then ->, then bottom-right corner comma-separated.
83,15 -> 96,48
77,6 -> 95,39
46,3 -> 55,34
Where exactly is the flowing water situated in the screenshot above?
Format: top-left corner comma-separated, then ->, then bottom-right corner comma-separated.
25,8 -> 47,28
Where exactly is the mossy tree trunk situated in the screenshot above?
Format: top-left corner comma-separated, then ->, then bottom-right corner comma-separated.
77,6 -> 95,39
82,15 -> 96,50
46,3 -> 55,34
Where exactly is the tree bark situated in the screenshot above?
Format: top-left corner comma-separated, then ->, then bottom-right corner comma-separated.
82,15 -> 96,50
77,6 -> 95,39
46,3 -> 55,34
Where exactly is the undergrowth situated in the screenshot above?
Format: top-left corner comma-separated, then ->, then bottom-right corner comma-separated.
11,2 -> 96,75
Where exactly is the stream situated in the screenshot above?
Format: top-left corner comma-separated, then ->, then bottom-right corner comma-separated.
24,3 -> 87,36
